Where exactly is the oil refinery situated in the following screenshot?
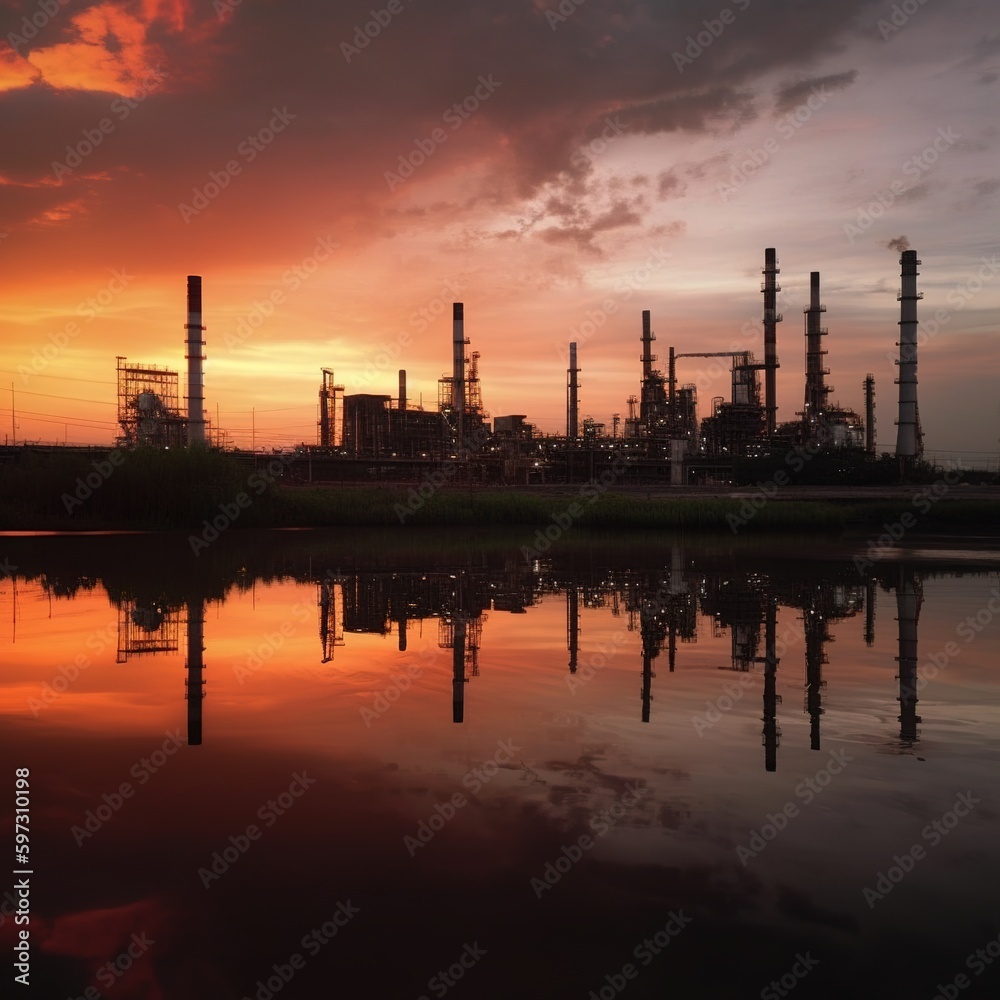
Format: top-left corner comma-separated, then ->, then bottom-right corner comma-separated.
109,249 -> 925,484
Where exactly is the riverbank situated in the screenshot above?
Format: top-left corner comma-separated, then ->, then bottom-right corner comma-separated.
1,448 -> 997,533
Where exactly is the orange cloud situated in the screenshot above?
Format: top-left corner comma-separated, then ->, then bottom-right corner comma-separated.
26,3 -> 165,95
0,41 -> 39,92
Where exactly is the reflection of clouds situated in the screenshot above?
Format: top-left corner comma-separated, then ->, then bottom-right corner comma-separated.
40,896 -> 170,1000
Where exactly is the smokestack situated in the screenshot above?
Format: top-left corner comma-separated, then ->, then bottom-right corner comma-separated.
567,342 -> 580,439
641,310 -> 654,381
452,302 -> 466,451
185,276 -> 206,445
895,250 -> 922,465
762,249 -> 782,437
864,373 -> 876,455
803,270 -> 831,436
398,369 -> 406,412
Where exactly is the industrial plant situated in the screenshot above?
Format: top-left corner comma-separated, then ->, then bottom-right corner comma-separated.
112,249 -> 926,483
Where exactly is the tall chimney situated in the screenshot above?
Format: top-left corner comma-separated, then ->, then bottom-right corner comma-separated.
895,250 -> 922,465
452,302 -> 466,451
641,309 -> 654,382
398,369 -> 406,412
567,342 -> 580,439
864,373 -> 876,455
762,249 -> 782,437
185,276 -> 206,445
803,270 -> 831,437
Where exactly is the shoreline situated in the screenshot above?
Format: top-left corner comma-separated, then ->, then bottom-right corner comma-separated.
2,484 -> 999,535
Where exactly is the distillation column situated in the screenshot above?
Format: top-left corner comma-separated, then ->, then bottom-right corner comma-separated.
762,249 -> 782,438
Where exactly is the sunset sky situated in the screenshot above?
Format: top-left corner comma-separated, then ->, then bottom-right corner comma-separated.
0,0 -> 996,459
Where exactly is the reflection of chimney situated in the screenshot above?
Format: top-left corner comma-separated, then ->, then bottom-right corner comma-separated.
452,618 -> 467,724
895,250 -> 923,468
896,571 -> 922,744
567,586 -> 579,673
864,577 -> 876,647
762,249 -> 782,437
185,276 -> 206,445
761,603 -> 780,772
185,598 -> 205,746
804,604 -> 827,752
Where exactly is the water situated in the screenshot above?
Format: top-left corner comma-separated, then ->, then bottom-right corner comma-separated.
1,529 -> 998,999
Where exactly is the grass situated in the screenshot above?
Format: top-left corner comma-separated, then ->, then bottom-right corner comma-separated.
0,448 -> 997,534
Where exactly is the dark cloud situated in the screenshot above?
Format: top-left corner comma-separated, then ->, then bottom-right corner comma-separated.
657,169 -> 687,199
773,70 -> 859,113
972,177 -> 1000,198
0,0 -> 879,267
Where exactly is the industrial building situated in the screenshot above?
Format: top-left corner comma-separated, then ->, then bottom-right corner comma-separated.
114,250 -> 926,482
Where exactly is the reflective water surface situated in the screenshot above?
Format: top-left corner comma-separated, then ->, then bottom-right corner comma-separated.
1,529 -> 998,999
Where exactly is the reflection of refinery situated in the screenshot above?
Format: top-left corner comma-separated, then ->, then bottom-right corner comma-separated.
2,551 -> 944,763
111,251 -> 926,479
